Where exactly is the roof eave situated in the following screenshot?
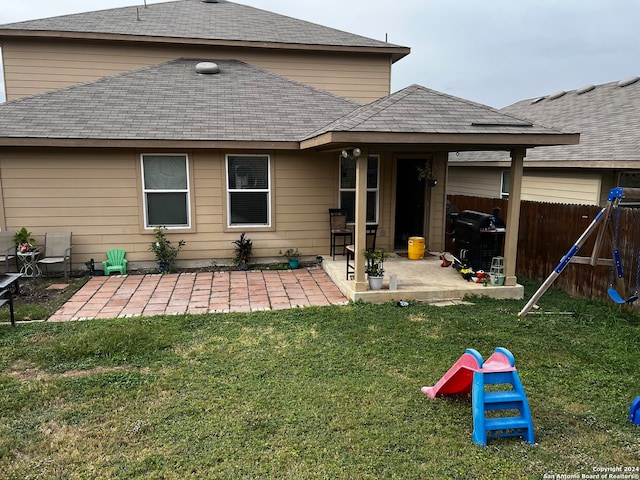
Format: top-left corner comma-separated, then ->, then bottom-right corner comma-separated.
300,132 -> 580,151
0,29 -> 411,61
0,137 -> 301,150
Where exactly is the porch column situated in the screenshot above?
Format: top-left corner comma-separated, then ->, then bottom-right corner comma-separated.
504,148 -> 525,286
353,148 -> 368,291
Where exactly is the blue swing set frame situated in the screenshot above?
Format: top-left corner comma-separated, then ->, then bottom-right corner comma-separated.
519,187 -> 640,316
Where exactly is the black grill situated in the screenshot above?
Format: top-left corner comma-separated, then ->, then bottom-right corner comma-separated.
452,208 -> 505,271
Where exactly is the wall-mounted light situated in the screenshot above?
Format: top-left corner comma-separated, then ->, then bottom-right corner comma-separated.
341,148 -> 362,159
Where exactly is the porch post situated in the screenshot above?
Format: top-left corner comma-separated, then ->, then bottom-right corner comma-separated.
353,148 -> 368,291
504,148 -> 525,286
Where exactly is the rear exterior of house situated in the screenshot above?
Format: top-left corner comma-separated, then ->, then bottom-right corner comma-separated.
0,0 -> 576,287
0,0 -> 427,271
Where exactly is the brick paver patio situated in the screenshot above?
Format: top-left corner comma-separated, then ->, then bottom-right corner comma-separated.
47,269 -> 348,322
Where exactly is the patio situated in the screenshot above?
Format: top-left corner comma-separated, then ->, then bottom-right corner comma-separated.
321,252 -> 524,304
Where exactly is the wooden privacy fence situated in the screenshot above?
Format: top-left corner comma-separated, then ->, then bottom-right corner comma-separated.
447,195 -> 640,306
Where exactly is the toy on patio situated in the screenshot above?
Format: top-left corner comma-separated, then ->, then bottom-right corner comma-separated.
519,186 -> 640,316
629,396 -> 640,426
421,347 -> 535,446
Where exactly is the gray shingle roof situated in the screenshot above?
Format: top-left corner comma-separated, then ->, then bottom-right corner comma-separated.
454,76 -> 640,163
501,78 -> 640,162
0,0 -> 407,55
306,84 -> 567,139
0,59 -> 359,142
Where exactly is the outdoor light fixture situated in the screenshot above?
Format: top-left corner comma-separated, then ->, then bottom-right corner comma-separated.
341,148 -> 362,158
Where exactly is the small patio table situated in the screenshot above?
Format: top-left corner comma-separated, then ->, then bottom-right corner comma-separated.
17,250 -> 41,277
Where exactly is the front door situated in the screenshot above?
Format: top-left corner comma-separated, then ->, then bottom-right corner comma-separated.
394,159 -> 427,250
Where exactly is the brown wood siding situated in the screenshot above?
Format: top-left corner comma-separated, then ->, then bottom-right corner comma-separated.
448,166 -> 501,198
0,148 -> 366,269
448,165 -> 604,206
1,38 -> 391,103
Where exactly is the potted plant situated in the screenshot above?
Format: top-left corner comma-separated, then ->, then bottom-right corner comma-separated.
13,227 -> 36,253
149,226 -> 185,274
281,248 -> 300,269
232,232 -> 252,270
416,160 -> 438,187
364,249 -> 389,290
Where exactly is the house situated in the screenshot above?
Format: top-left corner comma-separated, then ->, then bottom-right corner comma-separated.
0,0 -> 577,294
448,77 -> 640,206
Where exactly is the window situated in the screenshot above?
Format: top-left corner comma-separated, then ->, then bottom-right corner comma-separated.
340,155 -> 379,223
501,170 -> 510,199
142,154 -> 190,228
619,170 -> 640,206
227,155 -> 270,227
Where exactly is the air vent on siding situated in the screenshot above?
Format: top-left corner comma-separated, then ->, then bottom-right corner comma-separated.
195,62 -> 220,74
618,76 -> 640,87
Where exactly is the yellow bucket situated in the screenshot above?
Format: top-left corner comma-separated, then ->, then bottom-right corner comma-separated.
407,236 -> 425,260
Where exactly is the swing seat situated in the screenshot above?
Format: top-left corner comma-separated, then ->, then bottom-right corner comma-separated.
607,288 -> 626,304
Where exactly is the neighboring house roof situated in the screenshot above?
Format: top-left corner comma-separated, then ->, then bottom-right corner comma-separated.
302,84 -> 577,150
0,59 -> 359,146
451,76 -> 640,166
0,0 -> 409,61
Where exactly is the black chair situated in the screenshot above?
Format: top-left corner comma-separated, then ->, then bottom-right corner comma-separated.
346,224 -> 378,279
0,288 -> 15,327
329,208 -> 352,260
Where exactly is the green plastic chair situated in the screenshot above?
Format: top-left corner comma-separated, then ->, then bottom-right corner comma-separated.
102,248 -> 127,275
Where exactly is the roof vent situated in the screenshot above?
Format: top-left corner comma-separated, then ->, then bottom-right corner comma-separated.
531,97 -> 545,104
618,76 -> 640,87
195,62 -> 220,74
576,84 -> 595,95
201,0 -> 219,3
548,90 -> 566,100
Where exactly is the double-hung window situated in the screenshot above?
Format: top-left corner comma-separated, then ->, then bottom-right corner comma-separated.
340,155 -> 379,223
142,154 -> 190,228
227,155 -> 270,227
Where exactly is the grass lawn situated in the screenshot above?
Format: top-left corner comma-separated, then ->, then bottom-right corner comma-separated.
0,278 -> 638,479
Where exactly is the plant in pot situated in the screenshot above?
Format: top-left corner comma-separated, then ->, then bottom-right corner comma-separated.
364,249 -> 389,290
13,227 -> 36,253
232,232 -> 252,270
149,226 -> 185,274
281,248 -> 300,269
416,159 -> 438,187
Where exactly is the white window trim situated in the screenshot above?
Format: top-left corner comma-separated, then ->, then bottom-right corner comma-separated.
226,154 -> 272,228
500,170 -> 510,199
340,154 -> 380,224
141,153 -> 191,229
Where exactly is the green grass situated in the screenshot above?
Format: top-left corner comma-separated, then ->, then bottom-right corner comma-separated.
0,277 -> 88,322
0,278 -> 638,479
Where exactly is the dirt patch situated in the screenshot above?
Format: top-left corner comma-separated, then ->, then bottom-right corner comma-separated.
6,360 -> 148,382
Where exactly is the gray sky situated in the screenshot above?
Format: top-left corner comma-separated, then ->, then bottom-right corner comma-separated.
1,0 -> 639,108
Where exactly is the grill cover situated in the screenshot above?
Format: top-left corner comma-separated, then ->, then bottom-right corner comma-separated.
453,209 -> 505,271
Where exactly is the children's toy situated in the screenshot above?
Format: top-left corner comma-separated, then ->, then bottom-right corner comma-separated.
629,396 -> 640,425
422,347 -> 534,446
